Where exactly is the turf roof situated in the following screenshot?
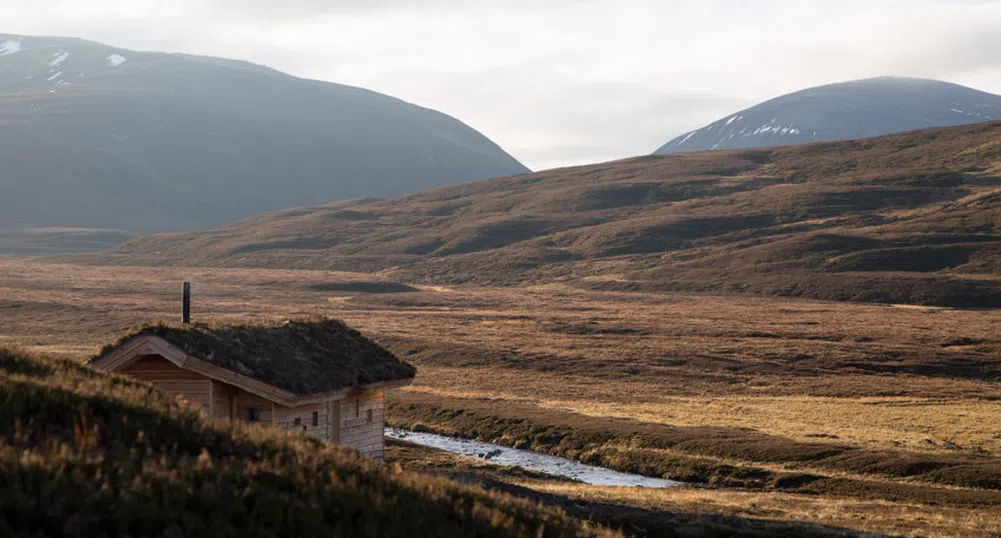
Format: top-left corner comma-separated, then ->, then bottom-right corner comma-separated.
92,317 -> 416,395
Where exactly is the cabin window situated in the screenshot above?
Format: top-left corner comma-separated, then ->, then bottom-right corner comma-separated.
294,417 -> 301,426
247,407 -> 260,422
367,409 -> 373,423
312,411 -> 319,426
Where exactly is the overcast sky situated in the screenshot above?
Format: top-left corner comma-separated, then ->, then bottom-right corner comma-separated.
4,0 -> 1001,170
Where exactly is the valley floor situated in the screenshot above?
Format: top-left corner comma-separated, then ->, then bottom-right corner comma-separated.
3,258 -> 1001,536
387,440 -> 999,537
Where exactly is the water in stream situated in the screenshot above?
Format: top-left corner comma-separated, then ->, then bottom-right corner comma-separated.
386,428 -> 681,488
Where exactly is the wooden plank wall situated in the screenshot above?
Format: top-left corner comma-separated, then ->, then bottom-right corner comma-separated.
210,380 -> 236,422
338,391 -> 386,459
273,402 -> 330,443
233,390 -> 275,424
119,356 -> 387,459
121,355 -> 211,412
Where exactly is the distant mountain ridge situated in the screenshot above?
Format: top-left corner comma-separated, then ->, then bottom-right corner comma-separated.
655,77 -> 1001,154
0,33 -> 529,235
72,121 -> 1001,308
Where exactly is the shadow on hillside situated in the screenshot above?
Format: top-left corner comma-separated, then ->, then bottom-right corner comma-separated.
308,281 -> 419,294
451,472 -> 885,537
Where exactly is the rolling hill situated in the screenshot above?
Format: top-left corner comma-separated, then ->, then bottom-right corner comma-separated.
655,77 -> 1001,154
73,121 -> 1001,307
0,33 -> 528,236
0,345 -> 611,537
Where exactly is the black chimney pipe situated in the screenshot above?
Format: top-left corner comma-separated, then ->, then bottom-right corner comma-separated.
182,281 -> 191,324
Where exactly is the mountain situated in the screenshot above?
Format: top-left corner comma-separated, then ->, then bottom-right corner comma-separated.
655,77 -> 1001,154
71,121 -> 1001,307
0,33 -> 528,235
0,227 -> 135,256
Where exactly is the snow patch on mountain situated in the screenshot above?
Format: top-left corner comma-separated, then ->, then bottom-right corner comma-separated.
751,119 -> 801,136
655,77 -> 1001,155
106,54 -> 127,67
661,115 -> 804,153
950,108 -> 994,120
0,39 -> 22,56
46,71 -> 63,82
49,51 -> 69,68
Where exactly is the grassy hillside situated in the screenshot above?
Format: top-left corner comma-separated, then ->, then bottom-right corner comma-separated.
0,345 -> 612,537
73,121 -> 1001,306
6,260 -> 1001,536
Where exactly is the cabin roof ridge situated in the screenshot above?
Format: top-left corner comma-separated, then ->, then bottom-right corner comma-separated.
88,317 -> 416,399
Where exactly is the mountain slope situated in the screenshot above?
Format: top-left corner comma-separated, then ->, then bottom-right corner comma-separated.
0,33 -> 528,234
0,227 -> 135,255
656,77 -> 1001,154
73,121 -> 1001,307
0,345 -> 612,537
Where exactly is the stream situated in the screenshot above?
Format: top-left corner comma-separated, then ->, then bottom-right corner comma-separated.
386,428 -> 682,488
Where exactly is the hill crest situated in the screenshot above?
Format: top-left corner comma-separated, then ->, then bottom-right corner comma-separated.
72,121 -> 1001,307
0,32 -> 528,237
655,77 -> 1001,154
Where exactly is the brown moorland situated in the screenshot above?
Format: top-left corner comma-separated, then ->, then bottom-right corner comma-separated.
66,121 -> 1001,307
388,439 -> 1001,538
0,344 -> 615,538
3,259 -> 1001,536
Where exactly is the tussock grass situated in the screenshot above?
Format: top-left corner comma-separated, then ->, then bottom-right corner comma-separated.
520,481 -> 1001,538
387,394 -> 1001,503
0,345 -> 613,538
5,260 -> 1001,536
388,440 -> 900,538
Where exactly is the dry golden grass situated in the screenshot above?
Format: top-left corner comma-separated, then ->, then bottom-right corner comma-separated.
521,482 -> 1001,538
388,440 -> 1001,538
5,258 -> 1001,536
6,259 -> 1001,449
408,381 -> 1001,456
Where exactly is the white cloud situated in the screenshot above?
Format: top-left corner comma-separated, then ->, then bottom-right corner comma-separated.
2,0 -> 1000,170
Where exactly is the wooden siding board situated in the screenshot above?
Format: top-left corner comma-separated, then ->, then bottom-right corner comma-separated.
211,380 -> 234,421
121,355 -> 211,411
337,391 -> 385,459
233,390 -> 276,424
273,402 -> 331,443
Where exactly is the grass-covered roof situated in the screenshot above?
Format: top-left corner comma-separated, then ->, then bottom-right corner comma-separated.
92,317 -> 416,395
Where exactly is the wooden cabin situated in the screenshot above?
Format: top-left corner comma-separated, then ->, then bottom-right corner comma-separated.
89,318 -> 416,460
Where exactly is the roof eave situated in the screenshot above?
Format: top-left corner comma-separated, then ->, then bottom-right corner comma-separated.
91,335 -> 415,408
296,376 -> 415,405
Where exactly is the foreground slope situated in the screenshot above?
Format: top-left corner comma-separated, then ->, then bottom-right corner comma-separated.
655,77 -> 1001,154
80,121 -> 1001,306
0,33 -> 528,235
0,345 -> 609,537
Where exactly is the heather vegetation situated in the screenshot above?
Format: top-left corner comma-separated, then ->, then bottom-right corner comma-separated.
0,345 -> 611,537
72,121 -> 1001,307
4,260 -> 1001,536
